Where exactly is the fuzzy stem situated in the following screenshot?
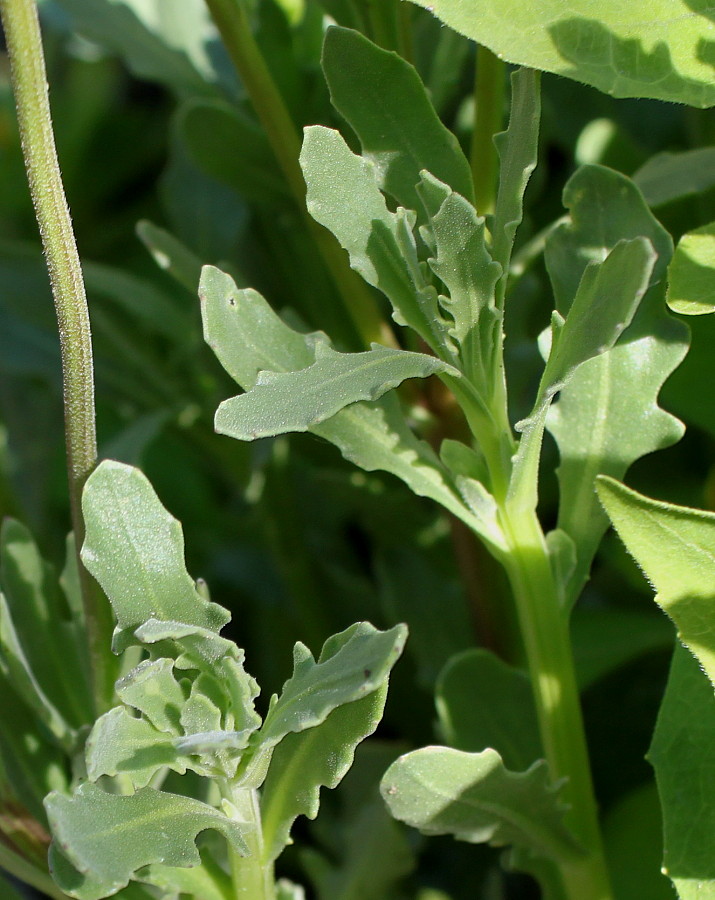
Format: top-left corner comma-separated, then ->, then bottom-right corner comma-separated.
0,0 -> 114,713
204,0 -> 392,349
470,45 -> 506,217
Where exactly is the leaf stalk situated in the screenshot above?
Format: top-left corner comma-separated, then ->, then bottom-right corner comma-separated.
0,0 -> 115,714
471,45 -> 506,217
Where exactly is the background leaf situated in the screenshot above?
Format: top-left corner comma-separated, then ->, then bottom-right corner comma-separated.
667,221 -> 715,315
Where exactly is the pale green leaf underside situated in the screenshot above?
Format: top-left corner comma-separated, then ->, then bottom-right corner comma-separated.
649,644 -> 715,899
597,476 -> 715,686
409,0 -> 715,107
381,747 -> 580,862
46,783 -> 247,899
81,460 -> 230,653
215,343 -> 456,441
667,221 -> 715,315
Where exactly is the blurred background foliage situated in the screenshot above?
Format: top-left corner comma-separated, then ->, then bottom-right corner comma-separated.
1,1 -> 714,896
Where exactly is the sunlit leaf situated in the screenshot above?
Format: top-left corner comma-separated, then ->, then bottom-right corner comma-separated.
667,221 -> 715,315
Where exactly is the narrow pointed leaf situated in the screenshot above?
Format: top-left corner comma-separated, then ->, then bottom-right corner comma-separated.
45,783 -> 247,899
215,343 -> 456,440
322,26 -> 473,215
408,0 -> 715,107
649,643 -> 715,899
81,460 -> 230,653
634,148 -> 715,208
597,476 -> 715,687
381,747 -> 581,862
261,686 -> 388,861
259,622 -> 406,747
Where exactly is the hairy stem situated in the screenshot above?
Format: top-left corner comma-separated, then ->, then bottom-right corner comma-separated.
470,45 -> 506,217
0,0 -> 114,713
204,0 -> 392,349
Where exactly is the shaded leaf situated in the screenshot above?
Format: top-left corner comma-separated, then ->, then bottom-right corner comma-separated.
408,0 -> 715,106
381,746 -> 580,861
667,221 -> 715,315
648,644 -> 715,900
436,649 -> 540,771
597,476 -> 715,687
215,341 -> 456,441
634,147 -> 715,208
136,220 -> 203,295
81,460 -> 230,653
322,26 -> 473,215
46,783 -> 247,900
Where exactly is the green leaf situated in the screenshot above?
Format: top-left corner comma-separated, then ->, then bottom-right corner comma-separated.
667,221 -> 715,315
648,643 -> 715,899
436,650 -> 540,771
0,519 -> 92,729
200,266 -> 479,528
52,0 -> 228,96
0,873 -> 27,900
135,220 -> 203,295
418,173 -> 502,382
261,686 -> 388,861
381,747 -> 580,861
596,476 -> 715,687
178,99 -> 288,206
138,854 -> 233,900
408,0 -> 715,107
511,235 -> 655,510
215,341 -> 456,441
276,880 -> 306,900
259,622 -> 406,747
300,125 -> 448,352
81,460 -> 231,653
85,706 -> 188,789
633,148 -> 715,208
45,782 -> 248,900
492,68 -> 541,297
545,165 -> 687,606
322,27 -> 474,216
115,657 -> 185,734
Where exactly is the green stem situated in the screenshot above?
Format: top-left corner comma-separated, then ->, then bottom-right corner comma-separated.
470,45 -> 506,217
223,786 -> 276,900
204,0 -> 392,349
499,507 -> 613,900
0,0 -> 114,713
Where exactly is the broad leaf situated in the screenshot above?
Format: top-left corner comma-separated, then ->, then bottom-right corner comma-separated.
436,649 -> 540,771
259,622 -> 406,746
597,476 -> 715,687
545,165 -> 687,606
322,27 -> 474,215
215,341 -> 456,441
649,644 -> 715,899
634,148 -> 715,208
261,686 -> 388,861
300,126 -> 448,353
381,747 -> 580,861
45,783 -> 247,899
409,0 -> 715,107
81,460 -> 230,653
667,221 -> 715,315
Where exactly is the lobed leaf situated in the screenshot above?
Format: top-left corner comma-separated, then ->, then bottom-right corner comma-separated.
259,622 -> 406,747
408,0 -> 715,107
597,476 -> 715,687
381,746 -> 581,862
215,341 -> 457,441
45,783 -> 248,900
81,460 -> 231,653
260,686 -> 388,861
322,26 -> 474,215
